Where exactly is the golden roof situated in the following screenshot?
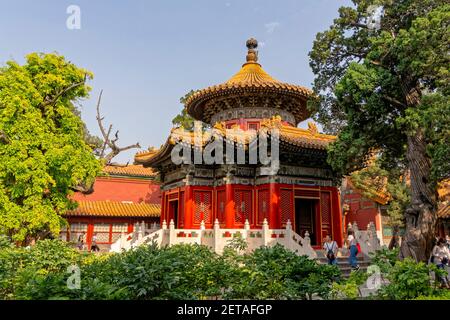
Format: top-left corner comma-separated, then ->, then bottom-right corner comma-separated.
185,38 -> 312,124
134,116 -> 336,166
102,164 -> 156,178
66,200 -> 161,218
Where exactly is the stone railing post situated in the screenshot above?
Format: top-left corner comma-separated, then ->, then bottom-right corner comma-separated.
244,219 -> 250,240
162,220 -> 167,230
262,218 -> 270,246
137,222 -> 144,243
304,231 -> 311,247
168,219 -> 176,246
285,220 -> 293,250
213,219 -> 221,253
200,220 -> 205,230
119,232 -> 127,250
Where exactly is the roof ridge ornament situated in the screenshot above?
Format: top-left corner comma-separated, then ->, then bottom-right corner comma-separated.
245,38 -> 259,63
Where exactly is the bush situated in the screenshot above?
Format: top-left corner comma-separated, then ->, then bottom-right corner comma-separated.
225,244 -> 340,300
0,239 -> 87,299
330,270 -> 368,300
0,241 -> 341,300
378,258 -> 441,300
369,247 -> 399,274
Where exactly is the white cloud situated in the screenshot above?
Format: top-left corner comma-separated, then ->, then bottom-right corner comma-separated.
258,41 -> 266,48
264,22 -> 280,34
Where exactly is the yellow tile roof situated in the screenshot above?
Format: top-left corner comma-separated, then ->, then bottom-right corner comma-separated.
438,179 -> 450,219
134,118 -> 336,166
66,200 -> 161,218
185,39 -> 312,124
102,164 -> 156,177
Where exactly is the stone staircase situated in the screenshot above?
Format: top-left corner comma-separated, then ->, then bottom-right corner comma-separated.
315,249 -> 371,277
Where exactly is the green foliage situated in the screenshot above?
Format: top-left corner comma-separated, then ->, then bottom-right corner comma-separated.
378,258 -> 441,299
0,239 -> 83,299
369,247 -> 400,274
350,164 -> 409,228
414,289 -> 450,300
171,90 -> 197,130
0,53 -> 102,243
309,0 -> 449,183
225,244 -> 340,300
331,270 -> 368,300
0,235 -> 12,249
0,241 -> 341,300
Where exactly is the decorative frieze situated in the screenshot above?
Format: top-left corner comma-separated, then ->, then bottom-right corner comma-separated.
210,107 -> 296,125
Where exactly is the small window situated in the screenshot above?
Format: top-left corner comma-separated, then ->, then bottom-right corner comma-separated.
248,122 -> 259,131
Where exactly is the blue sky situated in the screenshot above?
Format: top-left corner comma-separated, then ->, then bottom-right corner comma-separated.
0,0 -> 352,163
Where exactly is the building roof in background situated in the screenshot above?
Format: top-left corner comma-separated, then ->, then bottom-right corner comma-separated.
135,117 -> 335,167
65,200 -> 161,218
102,164 -> 156,178
438,179 -> 449,219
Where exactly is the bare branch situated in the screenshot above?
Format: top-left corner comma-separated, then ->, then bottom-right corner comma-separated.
381,95 -> 407,109
95,90 -> 109,141
95,90 -> 141,164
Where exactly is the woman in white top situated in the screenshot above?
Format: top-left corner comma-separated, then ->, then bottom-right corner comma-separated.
432,238 -> 450,288
346,230 -> 359,270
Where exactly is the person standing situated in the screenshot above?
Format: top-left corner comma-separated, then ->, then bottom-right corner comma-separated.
431,238 -> 450,289
77,232 -> 85,250
346,230 -> 360,271
323,235 -> 338,265
90,233 -> 100,252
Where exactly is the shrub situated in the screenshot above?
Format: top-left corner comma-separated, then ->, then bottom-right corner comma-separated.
378,258 -> 441,300
330,270 -> 368,300
0,239 -> 87,299
225,244 -> 340,300
369,247 -> 399,274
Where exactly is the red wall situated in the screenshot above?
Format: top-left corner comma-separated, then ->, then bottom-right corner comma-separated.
72,177 -> 161,204
342,189 -> 381,232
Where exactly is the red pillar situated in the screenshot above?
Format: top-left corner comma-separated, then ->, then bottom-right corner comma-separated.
225,183 -> 235,228
331,188 -> 344,247
269,183 -> 280,229
160,191 -> 166,225
184,186 -> 194,229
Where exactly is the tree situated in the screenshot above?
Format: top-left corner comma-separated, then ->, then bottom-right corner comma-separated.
309,0 -> 449,261
171,90 -> 197,130
0,53 -> 102,244
95,90 -> 141,164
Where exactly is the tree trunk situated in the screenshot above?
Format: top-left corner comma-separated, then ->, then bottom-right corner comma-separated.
399,130 -> 437,262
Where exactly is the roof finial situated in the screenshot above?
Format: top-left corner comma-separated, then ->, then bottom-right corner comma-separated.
246,38 -> 258,63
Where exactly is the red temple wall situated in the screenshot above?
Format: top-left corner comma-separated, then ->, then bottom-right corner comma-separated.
72,177 -> 161,204
342,190 -> 382,232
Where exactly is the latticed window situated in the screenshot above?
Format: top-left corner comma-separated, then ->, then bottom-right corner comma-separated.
111,223 -> 128,242
94,223 -> 111,243
257,189 -> 269,224
234,190 -> 252,224
280,189 -> 293,226
179,191 -> 185,228
69,222 -> 87,242
193,191 -> 212,224
320,192 -> 332,237
247,122 -> 259,131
